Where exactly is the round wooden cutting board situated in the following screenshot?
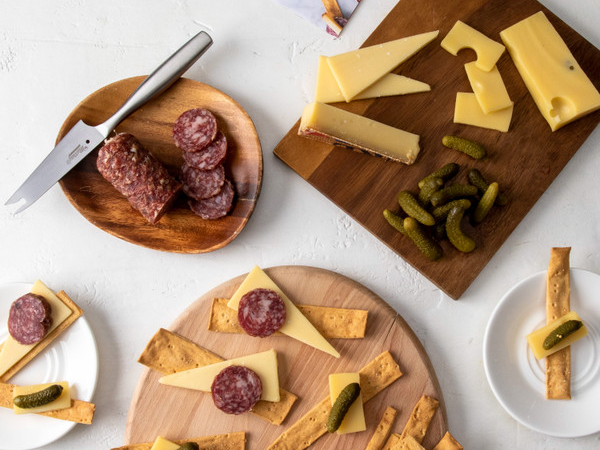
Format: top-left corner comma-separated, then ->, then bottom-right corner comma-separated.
57,76 -> 262,253
126,266 -> 448,449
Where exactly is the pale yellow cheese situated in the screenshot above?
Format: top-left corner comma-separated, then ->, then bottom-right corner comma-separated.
500,11 -> 600,131
327,31 -> 439,101
454,92 -> 513,132
441,21 -> 505,71
159,348 -> 280,402
527,311 -> 588,360
299,102 -> 420,164
329,372 -> 365,434
0,280 -> 73,377
13,381 -> 70,414
464,62 -> 513,113
150,436 -> 180,450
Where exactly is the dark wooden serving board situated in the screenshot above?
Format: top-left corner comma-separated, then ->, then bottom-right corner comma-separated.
274,0 -> 600,299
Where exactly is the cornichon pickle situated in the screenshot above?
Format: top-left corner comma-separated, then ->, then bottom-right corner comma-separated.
404,217 -> 443,261
13,384 -> 63,409
442,135 -> 487,159
418,163 -> 460,189
542,320 -> 583,350
418,177 -> 443,205
432,199 -> 471,222
397,191 -> 435,226
430,184 -> 478,207
176,444 -> 199,450
473,182 -> 499,224
383,209 -> 407,235
327,382 -> 361,433
467,168 -> 508,205
446,206 -> 476,252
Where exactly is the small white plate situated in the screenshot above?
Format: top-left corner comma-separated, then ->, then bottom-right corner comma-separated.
0,282 -> 98,450
483,268 -> 600,437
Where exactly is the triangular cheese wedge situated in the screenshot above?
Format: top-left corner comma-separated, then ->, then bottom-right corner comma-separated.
150,437 -> 179,450
327,30 -> 439,101
227,266 -> 340,358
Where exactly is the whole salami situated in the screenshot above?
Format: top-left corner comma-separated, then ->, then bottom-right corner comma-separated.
181,164 -> 225,200
97,133 -> 181,224
182,131 -> 227,170
188,179 -> 234,220
211,365 -> 262,415
8,293 -> 53,345
237,288 -> 287,337
173,108 -> 218,152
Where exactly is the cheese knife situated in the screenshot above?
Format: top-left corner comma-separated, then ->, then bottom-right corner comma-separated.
5,30 -> 213,213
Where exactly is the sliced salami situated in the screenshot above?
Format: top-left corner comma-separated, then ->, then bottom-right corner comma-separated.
237,288 -> 287,337
8,293 -> 53,345
173,108 -> 218,152
182,131 -> 227,170
181,164 -> 225,200
188,179 -> 235,220
211,365 -> 262,415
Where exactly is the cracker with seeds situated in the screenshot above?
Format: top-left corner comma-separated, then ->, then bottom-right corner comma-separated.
111,432 -> 246,450
365,406 -> 398,450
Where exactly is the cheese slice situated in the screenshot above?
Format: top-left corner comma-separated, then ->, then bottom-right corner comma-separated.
454,92 -> 513,132
441,20 -> 505,71
500,11 -> 600,131
159,349 -> 280,402
150,437 -> 180,450
329,372 -> 365,434
327,30 -> 439,101
13,381 -> 71,414
464,62 -> 513,113
227,266 -> 340,358
299,102 -> 420,164
0,281 -> 73,377
527,311 -> 588,360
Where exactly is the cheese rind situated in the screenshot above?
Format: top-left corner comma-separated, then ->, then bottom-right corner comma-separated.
13,381 -> 71,414
454,92 -> 513,132
329,373 -> 366,434
441,21 -> 505,71
150,437 -> 180,450
464,62 -> 513,113
527,311 -> 588,360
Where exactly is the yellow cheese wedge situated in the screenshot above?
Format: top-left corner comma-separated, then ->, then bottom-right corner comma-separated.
327,30 -> 439,101
500,11 -> 600,131
527,311 -> 588,359
159,349 -> 280,402
329,373 -> 365,434
454,92 -> 513,132
441,20 -> 505,71
464,62 -> 513,113
150,436 -> 180,450
0,281 -> 73,377
13,381 -> 71,414
228,266 -> 340,358
299,102 -> 420,164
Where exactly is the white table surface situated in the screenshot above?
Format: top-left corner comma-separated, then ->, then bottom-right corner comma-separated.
1,0 -> 599,449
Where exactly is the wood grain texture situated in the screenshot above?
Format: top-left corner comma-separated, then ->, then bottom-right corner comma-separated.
57,77 -> 262,253
273,0 -> 600,299
125,266 -> 447,449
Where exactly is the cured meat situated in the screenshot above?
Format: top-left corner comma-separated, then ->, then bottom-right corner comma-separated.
173,108 -> 218,152
182,131 -> 227,170
97,133 -> 181,224
188,179 -> 234,220
237,288 -> 287,337
211,365 -> 262,415
181,164 -> 225,200
8,293 -> 53,345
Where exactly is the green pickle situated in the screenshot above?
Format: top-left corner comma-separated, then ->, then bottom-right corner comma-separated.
442,135 -> 486,159
383,209 -> 407,236
418,163 -> 460,189
430,184 -> 478,207
418,177 -> 443,205
404,217 -> 443,261
446,206 -> 476,252
432,199 -> 471,222
327,382 -> 361,433
473,182 -> 499,223
467,169 -> 508,205
397,191 -> 435,226
176,444 -> 200,450
542,320 -> 584,350
13,384 -> 63,409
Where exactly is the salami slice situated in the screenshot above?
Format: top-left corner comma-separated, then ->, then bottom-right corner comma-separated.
211,365 -> 262,415
188,179 -> 234,220
8,293 -> 53,345
182,131 -> 227,170
181,164 -> 225,200
173,108 -> 218,152
237,288 -> 287,337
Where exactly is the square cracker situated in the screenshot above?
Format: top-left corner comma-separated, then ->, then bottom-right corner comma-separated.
111,432 -> 246,450
365,406 -> 398,450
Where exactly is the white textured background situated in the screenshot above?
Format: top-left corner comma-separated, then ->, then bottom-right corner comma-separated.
0,0 -> 599,448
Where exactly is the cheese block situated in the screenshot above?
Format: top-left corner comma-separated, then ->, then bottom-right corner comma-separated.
500,11 -> 600,131
150,437 -> 180,450
441,20 -> 505,72
464,62 -> 513,113
329,373 -> 365,434
326,30 -> 439,101
159,349 -> 280,402
0,281 -> 73,377
454,92 -> 513,132
527,311 -> 588,360
228,266 -> 340,358
13,381 -> 71,414
299,102 -> 420,164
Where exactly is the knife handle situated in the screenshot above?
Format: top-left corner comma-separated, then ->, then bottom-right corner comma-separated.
98,30 -> 213,135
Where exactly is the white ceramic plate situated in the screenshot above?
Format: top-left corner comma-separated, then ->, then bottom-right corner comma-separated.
483,268 -> 600,437
0,282 -> 98,450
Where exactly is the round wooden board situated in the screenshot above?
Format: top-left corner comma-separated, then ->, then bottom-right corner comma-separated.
126,266 -> 448,449
57,76 -> 262,253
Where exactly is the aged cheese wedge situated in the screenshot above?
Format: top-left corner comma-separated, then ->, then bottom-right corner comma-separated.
150,436 -> 180,450
464,62 -> 513,113
299,102 -> 420,164
329,373 -> 366,434
527,311 -> 588,360
454,92 -> 513,132
228,266 -> 340,357
159,348 -> 280,402
500,11 -> 600,131
441,21 -> 505,71
327,30 -> 439,101
13,381 -> 71,415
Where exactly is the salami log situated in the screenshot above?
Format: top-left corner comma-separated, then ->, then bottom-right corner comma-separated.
8,294 -> 53,345
181,164 -> 225,200
182,131 -> 227,170
211,365 -> 262,415
173,108 -> 218,152
237,288 -> 287,337
188,179 -> 235,220
97,133 -> 181,224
